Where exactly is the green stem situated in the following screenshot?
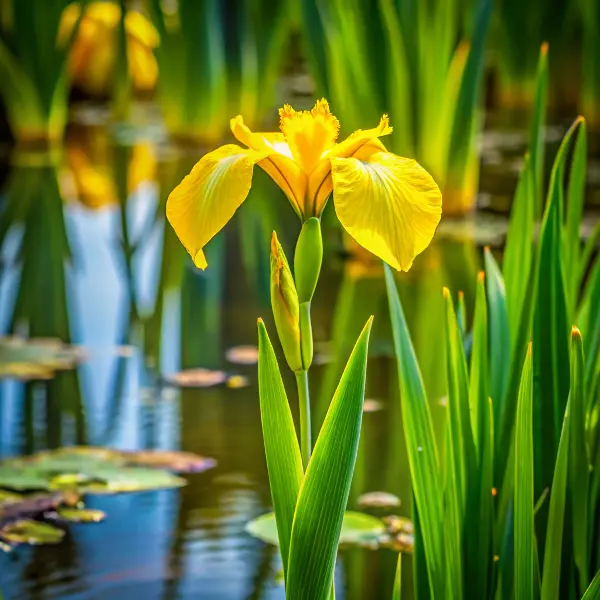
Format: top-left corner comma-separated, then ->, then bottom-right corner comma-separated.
295,369 -> 311,468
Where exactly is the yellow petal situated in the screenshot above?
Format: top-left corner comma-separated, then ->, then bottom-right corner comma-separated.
166,145 -> 262,269
331,152 -> 442,271
230,115 -> 306,217
278,99 -> 340,174
307,114 -> 392,216
327,114 -> 392,159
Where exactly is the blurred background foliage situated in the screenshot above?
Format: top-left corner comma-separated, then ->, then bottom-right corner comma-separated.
0,0 -> 597,212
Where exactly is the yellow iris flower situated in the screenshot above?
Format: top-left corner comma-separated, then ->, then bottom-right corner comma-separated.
167,99 -> 442,271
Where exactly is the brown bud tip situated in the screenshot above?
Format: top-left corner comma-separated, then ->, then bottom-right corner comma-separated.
442,287 -> 450,299
257,317 -> 264,325
571,325 -> 581,337
458,290 -> 465,300
477,271 -> 485,283
527,341 -> 533,356
541,41 -> 549,55
576,115 -> 586,125
484,245 -> 491,253
270,231 -> 279,255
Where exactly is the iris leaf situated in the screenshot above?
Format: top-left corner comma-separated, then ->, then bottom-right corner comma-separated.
286,317 -> 372,600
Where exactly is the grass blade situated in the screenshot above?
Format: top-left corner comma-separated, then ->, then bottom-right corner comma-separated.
393,552 -> 402,600
582,570 -> 600,600
528,43 -> 549,218
385,264 -> 444,599
484,247 -> 511,427
286,318 -> 373,600
569,327 -> 590,591
540,398 -> 570,600
533,118 -> 582,495
503,153 -> 535,338
257,319 -> 304,582
514,344 -> 536,600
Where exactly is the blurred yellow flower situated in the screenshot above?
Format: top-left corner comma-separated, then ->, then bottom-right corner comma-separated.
167,99 -> 442,271
60,2 -> 159,95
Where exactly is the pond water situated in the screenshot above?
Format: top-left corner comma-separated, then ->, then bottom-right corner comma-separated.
0,110 -> 598,599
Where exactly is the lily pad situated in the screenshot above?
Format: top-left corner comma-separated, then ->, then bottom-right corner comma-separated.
123,450 -> 216,473
0,447 -> 209,493
0,519 -> 64,545
56,508 -> 106,523
225,345 -> 259,365
246,511 -> 386,548
163,368 -> 227,388
0,336 -> 85,380
358,491 -> 401,509
225,374 -> 250,389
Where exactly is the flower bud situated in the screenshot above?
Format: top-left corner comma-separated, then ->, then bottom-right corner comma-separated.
270,231 -> 303,372
294,217 -> 323,303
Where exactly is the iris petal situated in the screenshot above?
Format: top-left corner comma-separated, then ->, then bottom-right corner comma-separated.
231,116 -> 306,217
166,144 -> 263,269
331,151 -> 442,271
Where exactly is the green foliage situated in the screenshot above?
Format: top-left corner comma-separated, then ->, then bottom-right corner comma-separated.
148,0 -> 294,143
384,116 -> 600,599
300,0 -> 492,213
0,0 -> 83,144
257,317 -> 372,597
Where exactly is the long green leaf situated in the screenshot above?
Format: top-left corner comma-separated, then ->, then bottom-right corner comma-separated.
393,553 -> 402,600
385,265 -> 444,599
503,153 -> 535,338
582,570 -> 600,600
528,43 -> 549,218
514,344 -> 536,600
533,118 -> 582,495
484,247 -> 511,426
569,327 -> 590,591
565,119 -> 587,306
257,319 -> 304,582
540,397 -> 570,600
286,318 -> 373,600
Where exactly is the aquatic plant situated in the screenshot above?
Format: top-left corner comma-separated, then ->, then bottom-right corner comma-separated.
301,0 -> 492,214
167,98 -> 441,597
383,99 -> 600,597
0,0 -> 83,145
146,0 -> 295,144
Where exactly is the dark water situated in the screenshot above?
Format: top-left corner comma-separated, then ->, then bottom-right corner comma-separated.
0,112 -> 597,599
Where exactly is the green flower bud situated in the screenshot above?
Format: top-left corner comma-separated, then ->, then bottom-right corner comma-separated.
270,231 -> 303,372
294,217 -> 323,303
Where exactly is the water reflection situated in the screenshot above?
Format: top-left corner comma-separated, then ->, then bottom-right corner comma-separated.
0,122 -> 513,599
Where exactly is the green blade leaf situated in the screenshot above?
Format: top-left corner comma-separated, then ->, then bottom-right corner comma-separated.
286,317 -> 373,600
533,117 -> 582,495
565,119 -> 587,305
568,327 -> 590,590
257,319 -> 304,581
503,153 -> 535,338
443,287 -> 476,514
385,264 -> 444,599
393,552 -> 402,600
540,397 -> 570,600
582,570 -> 600,600
484,247 -> 511,426
527,43 -> 549,218
514,344 -> 536,600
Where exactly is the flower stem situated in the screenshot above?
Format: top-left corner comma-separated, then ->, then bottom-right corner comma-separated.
295,369 -> 311,468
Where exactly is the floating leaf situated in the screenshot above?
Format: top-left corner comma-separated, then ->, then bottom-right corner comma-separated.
123,450 -> 216,473
0,336 -> 85,380
246,511 -> 385,548
358,491 -> 401,509
0,519 -> 64,545
56,508 -> 106,523
225,345 -> 259,365
163,368 -> 227,387
226,374 -> 250,388
363,398 -> 384,413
